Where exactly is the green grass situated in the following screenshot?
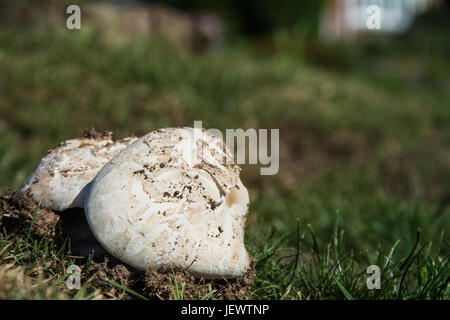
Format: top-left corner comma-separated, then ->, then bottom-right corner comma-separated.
0,215 -> 101,299
0,8 -> 449,299
249,224 -> 448,299
1,208 -> 447,299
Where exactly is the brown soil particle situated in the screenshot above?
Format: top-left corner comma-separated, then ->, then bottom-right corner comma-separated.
82,127 -> 138,144
139,260 -> 256,300
0,189 -> 61,238
87,256 -> 133,300
83,254 -> 256,300
82,127 -> 114,140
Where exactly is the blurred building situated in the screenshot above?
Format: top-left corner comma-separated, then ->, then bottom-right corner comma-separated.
319,0 -> 441,42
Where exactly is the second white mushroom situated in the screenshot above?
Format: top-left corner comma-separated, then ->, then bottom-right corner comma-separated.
19,133 -> 138,211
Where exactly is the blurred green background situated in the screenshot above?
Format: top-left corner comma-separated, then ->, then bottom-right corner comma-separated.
0,0 -> 449,257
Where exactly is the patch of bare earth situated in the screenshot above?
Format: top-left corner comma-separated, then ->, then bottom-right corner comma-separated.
0,189 -> 256,300
82,127 -> 114,140
0,189 -> 61,238
85,255 -> 256,300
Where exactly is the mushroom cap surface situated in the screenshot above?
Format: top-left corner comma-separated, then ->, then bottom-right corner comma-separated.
19,135 -> 138,211
84,127 -> 250,278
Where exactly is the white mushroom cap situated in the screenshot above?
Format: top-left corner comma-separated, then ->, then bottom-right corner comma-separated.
19,134 -> 138,211
84,127 -> 250,278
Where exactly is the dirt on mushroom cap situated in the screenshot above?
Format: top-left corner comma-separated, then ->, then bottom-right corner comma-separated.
82,127 -> 114,140
0,189 -> 256,300
82,127 -> 139,143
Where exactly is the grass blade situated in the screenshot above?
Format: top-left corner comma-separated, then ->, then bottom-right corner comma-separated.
25,202 -> 40,243
105,278 -> 148,300
335,279 -> 354,300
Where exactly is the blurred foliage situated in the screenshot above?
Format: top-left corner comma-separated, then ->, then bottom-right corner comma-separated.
148,0 -> 324,34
